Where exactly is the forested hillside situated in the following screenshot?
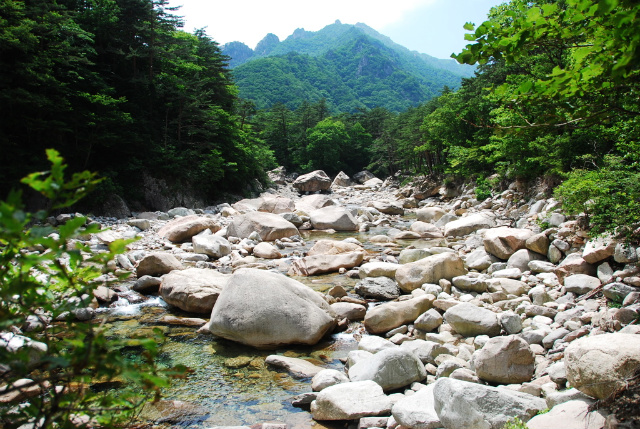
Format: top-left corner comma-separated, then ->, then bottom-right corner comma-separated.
223,22 -> 475,112
0,0 -> 274,205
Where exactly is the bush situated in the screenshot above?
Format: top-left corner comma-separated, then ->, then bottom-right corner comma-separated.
0,150 -> 181,427
475,176 -> 492,200
555,158 -> 640,243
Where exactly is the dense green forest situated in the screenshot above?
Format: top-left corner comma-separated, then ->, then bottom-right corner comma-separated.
1,0 -> 638,239
0,0 -> 274,205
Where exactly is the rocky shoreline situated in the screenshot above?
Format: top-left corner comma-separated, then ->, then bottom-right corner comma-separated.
17,170 -> 640,428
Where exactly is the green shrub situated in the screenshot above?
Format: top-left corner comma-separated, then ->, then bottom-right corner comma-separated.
0,150 -> 182,427
555,157 -> 640,243
503,417 -> 530,429
475,176 -> 493,200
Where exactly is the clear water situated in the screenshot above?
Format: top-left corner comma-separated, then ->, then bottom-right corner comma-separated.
103,222 -> 448,428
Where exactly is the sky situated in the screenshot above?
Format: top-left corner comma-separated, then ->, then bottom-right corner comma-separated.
167,0 -> 506,59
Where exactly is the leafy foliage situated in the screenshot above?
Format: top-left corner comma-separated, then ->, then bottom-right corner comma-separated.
0,0 -> 274,204
0,150 -> 181,427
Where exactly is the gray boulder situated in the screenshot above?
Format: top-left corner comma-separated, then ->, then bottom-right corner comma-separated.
395,253 -> 467,293
472,335 -> 535,384
209,269 -> 335,348
292,170 -> 331,193
310,206 -> 359,231
355,277 -> 401,300
444,302 -> 501,337
392,384 -> 440,429
433,378 -> 546,429
227,211 -> 298,241
348,348 -> 427,390
160,268 -> 230,314
564,333 -> 640,400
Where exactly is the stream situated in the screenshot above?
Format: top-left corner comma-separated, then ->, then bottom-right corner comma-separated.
101,224 -> 447,428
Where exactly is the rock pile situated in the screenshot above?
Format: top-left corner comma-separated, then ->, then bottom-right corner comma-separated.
21,169 -> 640,429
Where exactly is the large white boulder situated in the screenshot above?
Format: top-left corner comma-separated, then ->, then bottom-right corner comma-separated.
395,253 -> 467,293
433,378 -> 546,429
209,269 -> 335,348
159,268 -> 230,314
564,333 -> 640,400
227,211 -> 298,241
310,381 -> 393,421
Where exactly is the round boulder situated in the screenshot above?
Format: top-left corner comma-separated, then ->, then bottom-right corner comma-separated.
472,335 -> 535,384
209,268 -> 336,348
160,268 -> 231,314
564,333 -> 640,400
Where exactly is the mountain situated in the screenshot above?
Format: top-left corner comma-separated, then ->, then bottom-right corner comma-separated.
222,21 -> 476,112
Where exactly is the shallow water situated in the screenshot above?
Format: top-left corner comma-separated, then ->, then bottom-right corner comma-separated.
103,222 -> 448,428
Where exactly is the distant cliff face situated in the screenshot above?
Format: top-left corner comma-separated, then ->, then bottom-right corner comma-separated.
221,21 -> 476,113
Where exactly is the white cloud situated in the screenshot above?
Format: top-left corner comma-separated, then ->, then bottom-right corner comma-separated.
169,0 -> 435,48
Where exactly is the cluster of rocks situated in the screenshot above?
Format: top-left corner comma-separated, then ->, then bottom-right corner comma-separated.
8,168 -> 640,428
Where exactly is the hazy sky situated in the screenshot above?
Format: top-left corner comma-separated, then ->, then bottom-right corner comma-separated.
167,0 -> 505,59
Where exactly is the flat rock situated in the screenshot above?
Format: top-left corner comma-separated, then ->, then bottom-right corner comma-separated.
265,355 -> 324,379
310,381 -> 393,421
433,378 -> 546,429
308,240 -> 363,256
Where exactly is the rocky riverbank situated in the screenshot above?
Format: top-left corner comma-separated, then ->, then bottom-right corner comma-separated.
19,170 -> 640,428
